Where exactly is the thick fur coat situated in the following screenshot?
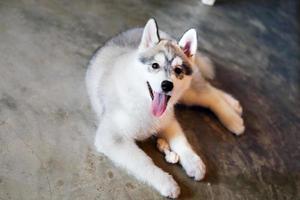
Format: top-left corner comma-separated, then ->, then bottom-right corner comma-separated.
86,19 -> 244,198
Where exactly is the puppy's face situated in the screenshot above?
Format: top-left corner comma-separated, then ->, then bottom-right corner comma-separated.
137,19 -> 197,117
139,40 -> 194,115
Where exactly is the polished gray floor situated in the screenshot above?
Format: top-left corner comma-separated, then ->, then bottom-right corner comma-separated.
0,0 -> 299,199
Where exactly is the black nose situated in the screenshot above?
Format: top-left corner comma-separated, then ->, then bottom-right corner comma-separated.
161,80 -> 173,92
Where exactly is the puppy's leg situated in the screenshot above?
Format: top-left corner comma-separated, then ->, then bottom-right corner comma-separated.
95,122 -> 180,198
221,91 -> 243,115
180,83 -> 245,135
156,138 -> 179,164
160,119 -> 206,181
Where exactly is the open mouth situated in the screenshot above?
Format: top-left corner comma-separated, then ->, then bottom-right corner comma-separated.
146,81 -> 171,117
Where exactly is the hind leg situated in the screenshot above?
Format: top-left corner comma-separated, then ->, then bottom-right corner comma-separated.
180,83 -> 245,135
221,91 -> 243,116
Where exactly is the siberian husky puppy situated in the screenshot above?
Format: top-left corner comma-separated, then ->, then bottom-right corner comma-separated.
86,19 -> 244,198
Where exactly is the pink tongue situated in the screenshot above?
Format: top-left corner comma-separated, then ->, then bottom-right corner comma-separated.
151,92 -> 168,117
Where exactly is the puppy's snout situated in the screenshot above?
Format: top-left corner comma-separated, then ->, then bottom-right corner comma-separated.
161,80 -> 173,92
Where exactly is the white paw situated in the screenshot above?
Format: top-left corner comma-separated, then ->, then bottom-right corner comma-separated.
165,151 -> 179,164
158,174 -> 180,198
223,93 -> 243,116
157,138 -> 179,164
180,152 -> 206,181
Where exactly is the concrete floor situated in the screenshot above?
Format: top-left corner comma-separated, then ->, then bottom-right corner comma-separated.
0,0 -> 299,199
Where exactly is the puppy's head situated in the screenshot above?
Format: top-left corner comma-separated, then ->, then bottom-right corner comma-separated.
138,18 -> 198,117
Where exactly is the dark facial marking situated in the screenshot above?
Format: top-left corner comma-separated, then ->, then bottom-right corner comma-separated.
139,56 -> 154,64
182,63 -> 193,75
164,41 -> 193,76
139,40 -> 193,77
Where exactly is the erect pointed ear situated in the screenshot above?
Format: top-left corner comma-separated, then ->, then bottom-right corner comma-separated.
178,28 -> 197,57
139,18 -> 160,51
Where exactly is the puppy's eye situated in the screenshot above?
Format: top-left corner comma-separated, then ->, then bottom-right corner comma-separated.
152,63 -> 160,69
174,67 -> 183,75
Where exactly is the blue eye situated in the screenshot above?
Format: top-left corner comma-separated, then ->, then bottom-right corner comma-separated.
152,63 -> 159,69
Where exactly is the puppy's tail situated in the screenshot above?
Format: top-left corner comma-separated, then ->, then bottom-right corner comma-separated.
194,53 -> 215,80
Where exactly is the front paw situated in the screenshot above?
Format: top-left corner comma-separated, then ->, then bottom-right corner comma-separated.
157,174 -> 180,198
165,151 -> 179,164
180,151 -> 206,181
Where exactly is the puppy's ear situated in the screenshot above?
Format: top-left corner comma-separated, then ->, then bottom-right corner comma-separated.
179,29 -> 197,57
139,18 -> 160,51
